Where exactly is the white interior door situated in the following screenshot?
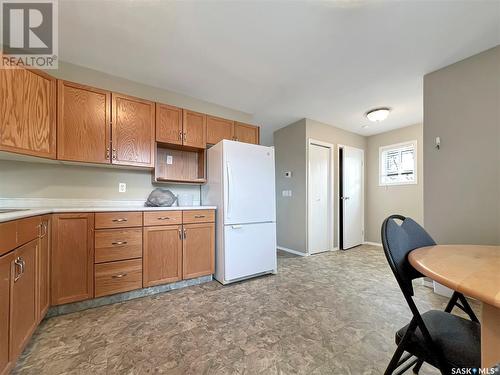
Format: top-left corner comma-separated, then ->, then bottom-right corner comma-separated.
342,146 -> 364,249
308,143 -> 332,254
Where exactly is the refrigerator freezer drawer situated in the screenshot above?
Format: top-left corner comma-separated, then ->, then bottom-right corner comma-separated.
223,222 -> 277,282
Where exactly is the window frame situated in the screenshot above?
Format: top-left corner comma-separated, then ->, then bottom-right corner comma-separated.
378,140 -> 417,186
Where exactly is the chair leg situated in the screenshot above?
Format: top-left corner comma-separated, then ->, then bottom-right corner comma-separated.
444,291 -> 459,313
457,293 -> 479,323
384,345 -> 406,375
412,359 -> 423,374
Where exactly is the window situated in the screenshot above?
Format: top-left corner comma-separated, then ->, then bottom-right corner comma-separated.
379,140 -> 417,185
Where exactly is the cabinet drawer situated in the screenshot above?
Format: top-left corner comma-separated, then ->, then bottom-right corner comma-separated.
95,212 -> 142,229
94,259 -> 142,298
143,211 -> 182,226
95,229 -> 142,263
182,210 -> 215,224
17,216 -> 41,246
0,220 -> 17,256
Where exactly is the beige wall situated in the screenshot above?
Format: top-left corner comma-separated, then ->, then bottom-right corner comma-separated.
0,61 -> 254,203
274,119 -> 307,252
365,124 -> 423,243
423,46 -> 500,245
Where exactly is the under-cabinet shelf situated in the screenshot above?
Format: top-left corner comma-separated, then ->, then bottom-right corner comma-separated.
153,144 -> 206,185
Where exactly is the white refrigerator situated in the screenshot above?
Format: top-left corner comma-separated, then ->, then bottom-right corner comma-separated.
202,140 -> 277,284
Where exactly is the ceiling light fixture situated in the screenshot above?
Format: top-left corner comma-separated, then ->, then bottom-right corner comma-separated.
366,107 -> 391,122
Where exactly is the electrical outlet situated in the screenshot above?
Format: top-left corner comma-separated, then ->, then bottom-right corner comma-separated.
166,155 -> 173,165
119,183 -> 126,193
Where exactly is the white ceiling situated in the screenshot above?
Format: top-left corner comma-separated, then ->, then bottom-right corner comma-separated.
59,1 -> 500,145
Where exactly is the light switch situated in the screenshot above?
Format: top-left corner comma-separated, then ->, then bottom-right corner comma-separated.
119,183 -> 126,193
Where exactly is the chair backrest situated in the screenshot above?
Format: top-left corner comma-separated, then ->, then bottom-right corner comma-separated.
381,215 -> 436,297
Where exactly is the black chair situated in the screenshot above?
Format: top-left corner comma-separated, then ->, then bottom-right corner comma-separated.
381,214 -> 481,375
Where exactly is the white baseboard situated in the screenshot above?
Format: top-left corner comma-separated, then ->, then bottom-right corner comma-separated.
277,246 -> 308,257
363,241 -> 382,247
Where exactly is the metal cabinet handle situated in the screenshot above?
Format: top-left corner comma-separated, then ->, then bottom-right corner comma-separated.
111,273 -> 127,279
178,131 -> 182,141
194,215 -> 205,219
111,241 -> 128,246
112,218 -> 128,222
14,257 -> 24,282
106,147 -> 110,159
183,132 -> 187,142
157,217 -> 170,220
183,229 -> 187,239
112,148 -> 117,160
178,228 -> 182,240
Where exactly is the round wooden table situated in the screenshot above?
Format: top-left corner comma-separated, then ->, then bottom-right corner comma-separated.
409,245 -> 500,368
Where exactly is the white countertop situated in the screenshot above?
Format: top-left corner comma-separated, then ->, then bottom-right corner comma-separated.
0,205 -> 216,223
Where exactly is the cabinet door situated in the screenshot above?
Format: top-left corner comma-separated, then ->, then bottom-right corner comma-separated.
0,252 -> 13,375
206,116 -> 234,145
51,214 -> 94,305
10,239 -> 37,360
156,103 -> 183,145
234,122 -> 259,144
112,93 -> 155,168
37,216 -> 50,321
0,66 -> 56,158
182,110 -> 206,149
143,226 -> 182,287
57,80 -> 111,163
182,223 -> 215,280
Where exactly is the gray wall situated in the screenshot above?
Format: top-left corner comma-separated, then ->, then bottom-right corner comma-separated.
424,46 -> 500,245
0,61 -> 254,203
274,119 -> 307,252
365,124 -> 423,243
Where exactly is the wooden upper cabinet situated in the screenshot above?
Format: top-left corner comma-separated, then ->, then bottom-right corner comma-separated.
0,66 -> 56,158
143,225 -> 183,287
234,122 -> 259,144
0,252 -> 13,375
183,110 -> 206,149
112,93 -> 155,168
10,239 -> 38,360
206,116 -> 234,145
156,103 -> 183,146
51,213 -> 94,305
182,222 -> 215,280
57,80 -> 111,164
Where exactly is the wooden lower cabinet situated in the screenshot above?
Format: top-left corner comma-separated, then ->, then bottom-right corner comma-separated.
10,239 -> 38,361
94,259 -> 142,298
143,225 -> 183,287
37,216 -> 50,321
51,213 -> 94,305
182,223 -> 215,280
0,252 -> 14,375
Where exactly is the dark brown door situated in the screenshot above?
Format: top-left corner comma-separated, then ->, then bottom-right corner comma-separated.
112,93 -> 155,168
206,116 -> 234,145
182,223 -> 215,280
51,213 -> 94,305
143,225 -> 183,287
57,80 -> 111,163
0,252 -> 13,375
156,103 -> 183,145
37,216 -> 50,321
182,110 -> 206,149
0,65 -> 56,158
234,122 -> 259,144
10,239 -> 37,360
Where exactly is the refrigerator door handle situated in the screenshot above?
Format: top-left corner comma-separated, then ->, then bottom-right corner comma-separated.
226,161 -> 232,219
231,225 -> 242,229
